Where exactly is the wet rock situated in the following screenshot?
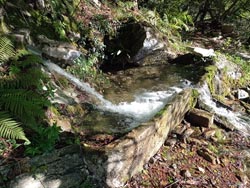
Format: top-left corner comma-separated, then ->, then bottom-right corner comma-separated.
42,46 -> 81,66
186,108 -> 214,128
214,115 -> 235,131
37,35 -> 81,66
170,53 -> 198,65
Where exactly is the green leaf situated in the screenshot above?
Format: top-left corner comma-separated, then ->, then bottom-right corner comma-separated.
0,37 -> 15,64
0,112 -> 30,144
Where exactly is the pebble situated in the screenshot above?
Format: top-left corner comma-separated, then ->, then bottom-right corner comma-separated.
203,129 -> 216,139
180,169 -> 192,178
170,163 -> 178,170
197,166 -> 205,173
164,138 -> 177,147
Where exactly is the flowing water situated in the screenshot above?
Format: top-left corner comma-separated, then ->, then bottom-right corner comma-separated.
44,61 -> 111,105
76,63 -> 206,134
43,54 -> 250,135
198,83 -> 250,135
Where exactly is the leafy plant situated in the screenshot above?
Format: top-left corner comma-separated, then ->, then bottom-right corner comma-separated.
67,54 -> 108,87
0,37 -> 59,154
25,124 -> 61,156
0,112 -> 29,144
0,37 -> 30,143
0,37 -> 15,65
226,54 -> 250,86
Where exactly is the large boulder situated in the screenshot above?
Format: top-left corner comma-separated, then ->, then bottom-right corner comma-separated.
37,35 -> 81,66
101,22 -> 167,72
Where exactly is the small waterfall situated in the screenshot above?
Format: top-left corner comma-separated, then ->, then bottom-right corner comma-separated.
103,87 -> 182,123
198,83 -> 250,135
44,61 -> 184,124
44,61 -> 112,105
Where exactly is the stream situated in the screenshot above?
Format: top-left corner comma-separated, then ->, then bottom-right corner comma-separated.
42,52 -> 250,136
198,82 -> 250,135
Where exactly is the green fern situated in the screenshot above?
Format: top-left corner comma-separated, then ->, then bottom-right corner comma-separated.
0,37 -> 15,64
0,112 -> 30,144
0,40 -> 50,146
0,88 -> 50,131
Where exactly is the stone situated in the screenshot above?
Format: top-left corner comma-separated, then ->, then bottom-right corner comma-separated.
36,0 -> 45,9
182,127 -> 194,143
186,108 -> 214,128
203,129 -> 216,139
172,124 -> 186,135
133,27 -> 165,62
171,163 -> 178,170
187,137 -> 208,146
164,138 -> 177,147
197,166 -> 205,173
180,169 -> 192,178
3,145 -> 102,188
238,89 -> 249,100
189,47 -> 215,57
237,52 -> 250,60
170,53 -> 199,65
42,46 -> 81,65
102,22 -> 166,71
89,0 -> 101,8
214,115 -> 235,131
236,171 -> 249,184
215,53 -> 242,80
197,148 -> 217,164
37,35 -> 81,66
10,28 -> 33,46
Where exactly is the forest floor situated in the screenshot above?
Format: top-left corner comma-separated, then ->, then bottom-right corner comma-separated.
124,118 -> 250,188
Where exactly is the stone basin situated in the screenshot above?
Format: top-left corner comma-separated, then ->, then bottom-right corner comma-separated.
1,52 -> 209,188
2,89 -> 192,188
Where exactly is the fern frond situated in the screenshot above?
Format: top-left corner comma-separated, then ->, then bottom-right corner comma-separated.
0,68 -> 46,90
0,89 -> 48,123
0,37 -> 15,64
0,111 -> 30,144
